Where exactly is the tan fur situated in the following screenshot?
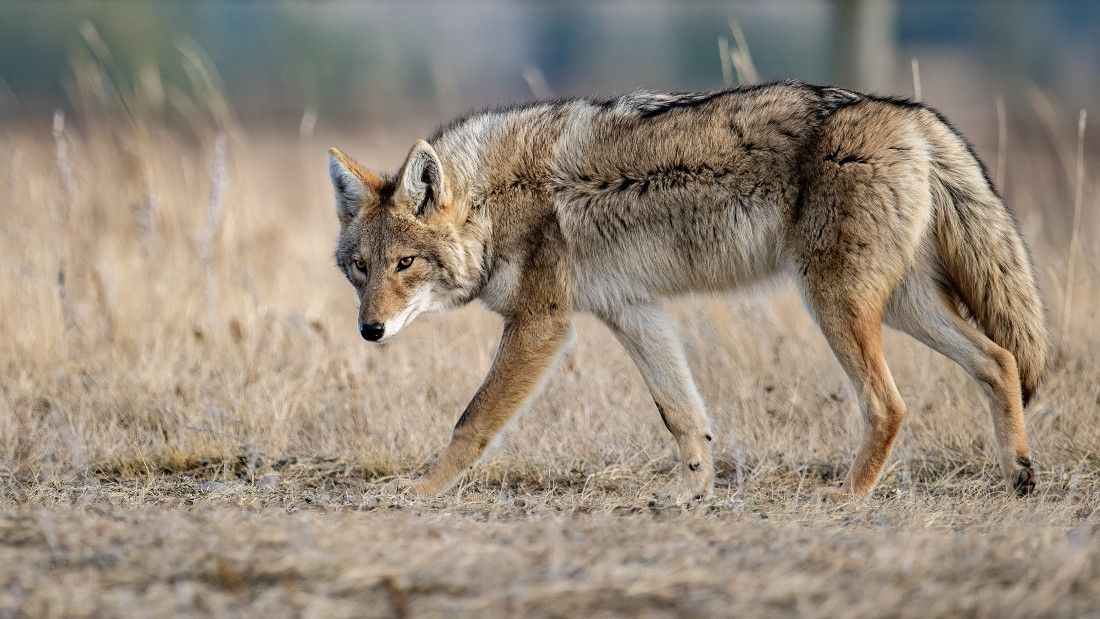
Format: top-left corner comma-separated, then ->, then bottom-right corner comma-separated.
328,81 -> 1047,500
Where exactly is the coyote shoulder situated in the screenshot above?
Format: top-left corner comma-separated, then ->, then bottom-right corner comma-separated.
327,80 -> 1046,501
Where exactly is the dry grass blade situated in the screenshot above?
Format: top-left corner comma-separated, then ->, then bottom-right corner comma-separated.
727,19 -> 759,85
718,37 -> 733,87
911,58 -> 922,101
1060,109 -> 1087,349
522,66 -> 553,99
200,133 -> 228,327
995,94 -> 1008,189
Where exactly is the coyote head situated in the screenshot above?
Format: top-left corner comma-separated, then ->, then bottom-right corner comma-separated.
328,142 -> 487,342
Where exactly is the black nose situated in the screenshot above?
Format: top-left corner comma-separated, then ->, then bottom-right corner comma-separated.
360,322 -> 385,341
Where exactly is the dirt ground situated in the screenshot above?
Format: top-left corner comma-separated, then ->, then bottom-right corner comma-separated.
2,468 -> 1097,618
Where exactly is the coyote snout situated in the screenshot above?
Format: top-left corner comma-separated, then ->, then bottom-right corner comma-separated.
357,283 -> 437,343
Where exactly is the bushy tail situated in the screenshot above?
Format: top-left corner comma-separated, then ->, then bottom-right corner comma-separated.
925,114 -> 1048,404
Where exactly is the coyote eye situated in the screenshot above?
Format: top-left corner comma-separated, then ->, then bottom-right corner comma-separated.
396,256 -> 415,272
352,259 -> 367,274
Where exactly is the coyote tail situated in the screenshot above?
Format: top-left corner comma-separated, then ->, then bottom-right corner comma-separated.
926,114 -> 1048,405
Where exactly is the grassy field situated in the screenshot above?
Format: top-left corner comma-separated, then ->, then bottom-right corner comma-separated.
1,55 -> 1098,616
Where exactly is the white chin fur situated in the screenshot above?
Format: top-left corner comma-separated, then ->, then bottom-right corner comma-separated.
379,288 -> 437,341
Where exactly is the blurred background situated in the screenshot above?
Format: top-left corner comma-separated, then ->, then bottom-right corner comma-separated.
2,0 -> 1098,130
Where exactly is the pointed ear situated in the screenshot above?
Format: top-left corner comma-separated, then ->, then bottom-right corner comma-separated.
327,147 -> 384,225
398,139 -> 446,218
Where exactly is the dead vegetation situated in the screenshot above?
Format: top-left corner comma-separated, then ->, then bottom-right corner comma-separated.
0,34 -> 1098,617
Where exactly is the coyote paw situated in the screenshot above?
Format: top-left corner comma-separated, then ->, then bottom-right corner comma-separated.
650,470 -> 714,506
382,476 -> 444,499
1011,458 -> 1037,497
814,486 -> 856,505
404,478 -> 445,498
650,483 -> 708,506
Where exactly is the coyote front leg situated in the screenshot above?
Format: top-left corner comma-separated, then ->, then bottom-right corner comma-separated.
601,303 -> 715,503
405,314 -> 572,496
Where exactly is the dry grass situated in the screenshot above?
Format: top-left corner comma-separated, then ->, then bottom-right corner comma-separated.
1,45 -> 1098,617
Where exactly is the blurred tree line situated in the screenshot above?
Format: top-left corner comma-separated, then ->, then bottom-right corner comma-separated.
0,1 -> 1096,124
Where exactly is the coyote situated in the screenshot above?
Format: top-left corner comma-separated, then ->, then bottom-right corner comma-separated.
328,81 -> 1046,501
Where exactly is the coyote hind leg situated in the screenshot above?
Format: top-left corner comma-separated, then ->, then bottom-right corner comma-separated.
886,276 -> 1035,495
599,303 -> 715,503
804,286 -> 907,497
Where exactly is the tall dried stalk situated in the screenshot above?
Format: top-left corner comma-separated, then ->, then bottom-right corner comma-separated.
1060,110 -> 1087,349
718,21 -> 758,87
3,148 -> 21,244
177,40 -> 238,132
994,95 -> 1008,189
521,66 -> 553,99
52,111 -> 76,226
1027,87 -> 1075,188
52,111 -> 78,333
910,58 -> 921,101
200,133 -> 228,328
718,37 -> 733,87
299,107 -> 317,140
727,20 -> 759,85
